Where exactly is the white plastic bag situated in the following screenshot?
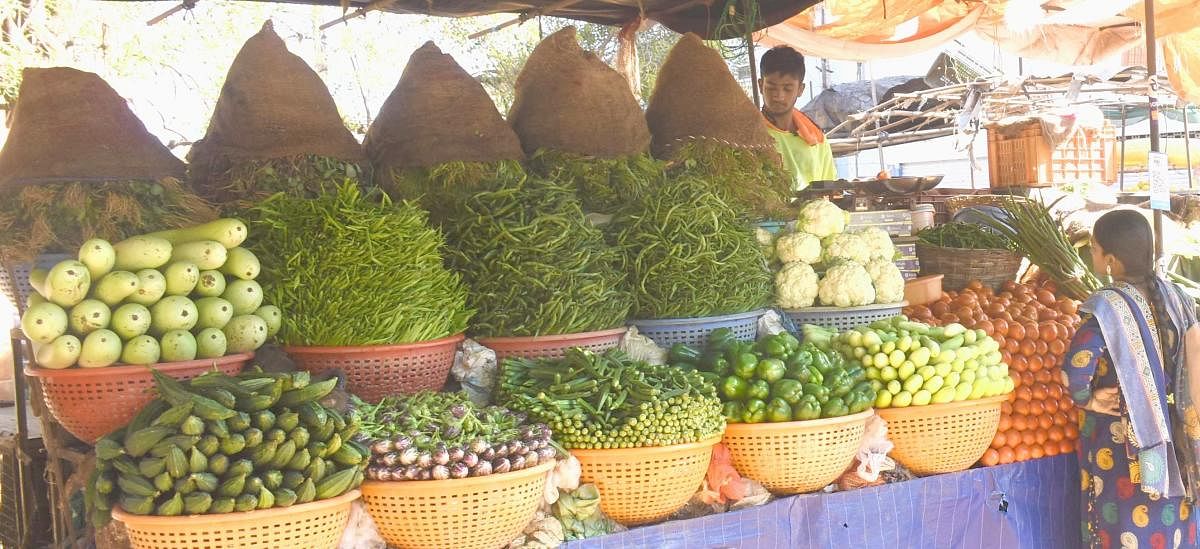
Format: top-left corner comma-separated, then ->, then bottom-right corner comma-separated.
855,414 -> 896,482
757,310 -> 787,337
338,501 -> 387,549
618,326 -> 666,365
451,339 -> 498,406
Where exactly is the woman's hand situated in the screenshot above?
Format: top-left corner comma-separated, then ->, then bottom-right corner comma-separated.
1086,387 -> 1121,416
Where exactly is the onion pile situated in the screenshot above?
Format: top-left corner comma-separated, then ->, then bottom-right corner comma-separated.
354,392 -> 556,481
905,279 -> 1082,465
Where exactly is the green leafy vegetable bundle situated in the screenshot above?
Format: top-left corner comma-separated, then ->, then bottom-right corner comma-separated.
525,150 -> 663,215
915,222 -> 1014,250
246,181 -> 472,346
982,197 -> 1101,301
499,349 -> 724,449
611,174 -> 773,319
668,140 -> 792,220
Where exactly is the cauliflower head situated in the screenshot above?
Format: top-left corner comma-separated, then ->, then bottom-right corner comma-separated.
857,227 -> 896,261
775,261 -> 819,309
821,232 -> 871,265
797,199 -> 849,237
776,231 -> 822,264
866,258 -> 905,304
818,263 -> 876,307
756,227 -> 778,261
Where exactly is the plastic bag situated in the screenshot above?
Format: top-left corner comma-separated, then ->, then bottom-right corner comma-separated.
508,510 -> 566,549
619,326 -> 666,365
757,310 -> 787,337
544,455 -> 581,504
836,414 -> 896,491
338,501 -> 387,549
554,484 -> 625,541
451,339 -> 498,406
699,443 -> 754,505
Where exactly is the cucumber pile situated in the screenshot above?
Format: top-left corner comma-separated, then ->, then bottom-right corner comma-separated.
20,219 -> 279,368
86,368 -> 366,525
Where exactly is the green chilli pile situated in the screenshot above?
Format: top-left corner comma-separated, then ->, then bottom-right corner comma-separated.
0,179 -> 217,263
525,150 -> 663,214
198,154 -> 364,215
499,349 -> 724,449
246,180 -> 472,346
395,162 -> 632,338
611,174 -> 773,319
668,141 -> 792,220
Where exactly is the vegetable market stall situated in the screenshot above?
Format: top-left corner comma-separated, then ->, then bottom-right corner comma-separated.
565,453 -> 1081,549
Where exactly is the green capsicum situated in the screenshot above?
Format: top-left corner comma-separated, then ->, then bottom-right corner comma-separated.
770,379 -> 805,405
812,351 -> 835,374
792,394 -> 822,421
720,376 -> 749,401
757,335 -> 789,359
722,402 -> 744,423
821,396 -> 850,418
786,362 -> 814,383
803,382 -> 831,404
747,379 -> 771,401
707,328 -> 736,352
668,343 -> 703,364
824,369 -> 854,397
734,353 -> 759,379
755,358 -> 786,384
742,399 -> 767,423
766,398 -> 793,423
846,388 -> 873,414
709,357 -> 732,377
780,333 -> 801,354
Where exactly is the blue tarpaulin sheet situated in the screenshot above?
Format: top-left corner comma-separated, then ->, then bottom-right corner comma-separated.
567,454 -> 1081,549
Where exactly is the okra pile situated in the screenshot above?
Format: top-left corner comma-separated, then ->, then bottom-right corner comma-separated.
86,368 -> 366,526
499,349 -> 724,450
355,391 -> 556,481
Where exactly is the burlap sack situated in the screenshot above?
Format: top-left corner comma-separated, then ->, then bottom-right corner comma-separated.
188,21 -> 363,173
507,26 -> 651,158
0,67 -> 185,190
365,41 -> 523,171
645,33 -> 776,160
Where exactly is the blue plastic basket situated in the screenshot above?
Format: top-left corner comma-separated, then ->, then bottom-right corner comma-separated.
630,309 -> 765,348
784,303 -> 907,333
755,221 -> 790,235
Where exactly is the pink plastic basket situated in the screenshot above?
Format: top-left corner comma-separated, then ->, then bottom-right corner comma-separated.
285,334 -> 463,402
477,327 -> 626,361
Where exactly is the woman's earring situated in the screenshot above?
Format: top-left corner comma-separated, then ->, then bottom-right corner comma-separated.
1105,264 -> 1114,284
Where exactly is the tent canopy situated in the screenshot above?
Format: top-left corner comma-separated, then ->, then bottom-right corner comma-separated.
119,0 -> 821,39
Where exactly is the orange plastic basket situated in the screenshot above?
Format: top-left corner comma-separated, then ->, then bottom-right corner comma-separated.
24,352 -> 251,443
112,489 -> 358,549
722,410 -> 872,494
477,327 -> 626,361
360,460 -> 553,549
876,394 -> 1007,476
285,334 -> 463,402
571,437 -> 719,526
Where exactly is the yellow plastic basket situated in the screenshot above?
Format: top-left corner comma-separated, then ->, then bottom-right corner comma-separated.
112,490 -> 358,549
571,437 -> 719,526
360,460 -> 553,549
876,395 -> 1007,476
722,410 -> 873,494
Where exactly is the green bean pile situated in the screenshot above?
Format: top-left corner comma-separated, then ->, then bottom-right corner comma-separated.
525,150 -> 664,214
916,222 -> 1015,250
499,349 -> 724,449
611,174 -> 773,319
982,197 -> 1101,301
201,154 -> 365,215
670,141 -> 792,220
439,168 -> 633,337
246,180 -> 473,346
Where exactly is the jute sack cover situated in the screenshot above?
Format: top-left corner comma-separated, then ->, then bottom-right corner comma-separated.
644,33 -> 777,160
0,67 -> 185,189
188,21 -> 363,184
365,41 -> 524,171
508,26 -> 650,158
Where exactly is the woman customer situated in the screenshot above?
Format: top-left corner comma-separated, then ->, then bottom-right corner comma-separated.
1066,209 -> 1200,549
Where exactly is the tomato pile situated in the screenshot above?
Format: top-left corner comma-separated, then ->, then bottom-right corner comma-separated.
904,279 -> 1082,465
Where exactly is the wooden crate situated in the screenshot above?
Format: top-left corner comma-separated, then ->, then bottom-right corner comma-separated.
987,120 -> 1117,188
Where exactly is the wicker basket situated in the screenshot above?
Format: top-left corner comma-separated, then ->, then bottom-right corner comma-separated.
24,353 -> 251,443
784,302 -> 907,332
571,437 -> 719,526
629,310 -> 763,348
722,410 -> 872,494
360,461 -> 553,549
915,242 -> 1022,292
876,394 -> 1007,476
112,489 -> 358,549
285,334 -> 463,402
477,327 -> 626,361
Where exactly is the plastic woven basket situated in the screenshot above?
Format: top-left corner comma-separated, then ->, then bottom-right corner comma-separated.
285,334 -> 463,403
876,394 -> 1006,476
360,461 -> 553,549
722,410 -> 873,494
112,489 -> 358,549
24,353 -> 252,443
0,254 -> 71,317
571,437 -> 719,526
477,327 -> 626,361
916,242 -> 1022,292
784,302 -> 907,332
629,310 -> 764,348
